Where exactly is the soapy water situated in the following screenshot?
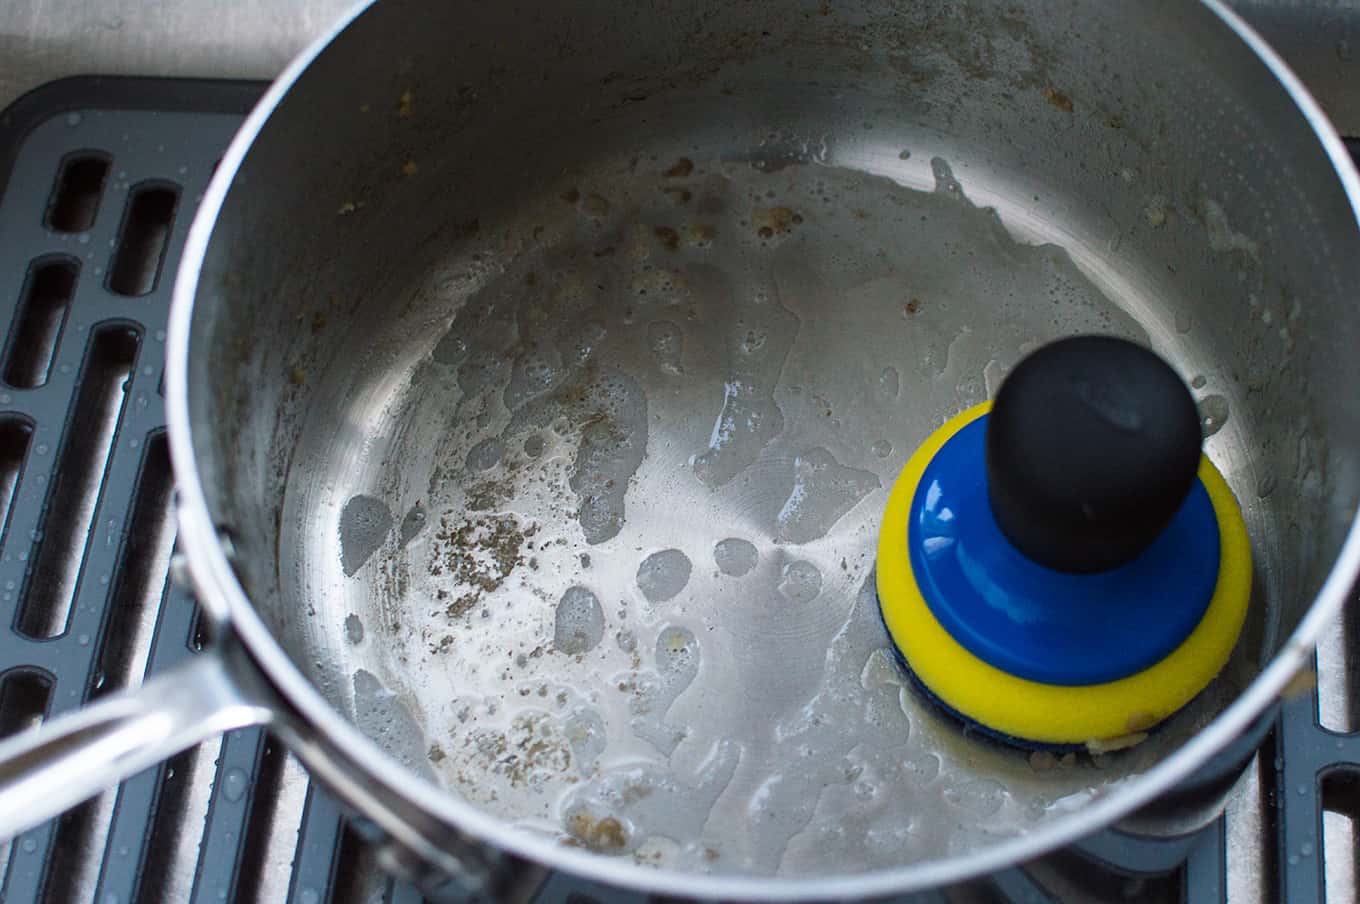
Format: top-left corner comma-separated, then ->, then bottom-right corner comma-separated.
335,148 -> 1186,875
775,448 -> 880,545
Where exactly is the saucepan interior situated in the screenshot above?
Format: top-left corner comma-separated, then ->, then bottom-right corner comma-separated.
181,0 -> 1360,881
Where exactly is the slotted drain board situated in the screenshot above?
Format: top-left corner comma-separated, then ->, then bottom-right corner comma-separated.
0,76 -> 384,904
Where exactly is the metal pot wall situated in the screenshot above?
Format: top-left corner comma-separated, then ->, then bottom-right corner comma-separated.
2,0 -> 1360,900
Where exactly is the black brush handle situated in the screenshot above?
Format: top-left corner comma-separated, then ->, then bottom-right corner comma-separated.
986,336 -> 1203,573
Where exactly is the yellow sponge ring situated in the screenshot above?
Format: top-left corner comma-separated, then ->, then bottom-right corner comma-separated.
876,402 -> 1252,746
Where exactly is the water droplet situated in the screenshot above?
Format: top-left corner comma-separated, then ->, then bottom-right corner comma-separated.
154,329 -> 166,343
21,837 -> 37,853
338,495 -> 393,576
871,439 -> 893,458
775,447 -> 879,544
1199,395 -> 1230,438
554,586 -> 605,654
1301,841 -> 1314,856
466,437 -> 504,471
65,112 -> 82,126
878,367 -> 900,399
647,320 -> 684,374
714,538 -> 758,577
944,778 -> 1006,816
77,633 -> 89,646
299,888 -> 320,904
777,560 -> 822,602
637,549 -> 692,602
222,767 -> 249,802
1288,854 -> 1299,866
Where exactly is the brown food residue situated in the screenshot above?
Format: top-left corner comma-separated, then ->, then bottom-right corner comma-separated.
397,90 -> 414,117
311,312 -> 327,333
654,226 -> 681,251
663,157 -> 695,178
568,812 -> 630,853
431,513 -> 536,618
401,160 -> 419,177
753,205 -> 800,236
446,593 -> 479,619
428,744 -> 446,763
686,223 -> 716,245
459,713 -> 573,791
662,187 -> 693,204
904,297 -> 921,315
1044,87 -> 1073,113
1028,750 -> 1056,772
288,367 -> 306,386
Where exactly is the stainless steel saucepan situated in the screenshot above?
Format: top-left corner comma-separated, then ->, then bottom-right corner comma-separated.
3,0 -> 1360,899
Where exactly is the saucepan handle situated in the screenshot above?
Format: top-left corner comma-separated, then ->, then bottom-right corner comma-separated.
0,650 -> 272,841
